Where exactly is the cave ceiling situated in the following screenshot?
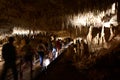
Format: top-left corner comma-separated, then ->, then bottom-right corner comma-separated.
0,0 -> 116,31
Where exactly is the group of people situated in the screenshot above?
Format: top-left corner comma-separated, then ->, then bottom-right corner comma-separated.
0,36 -> 36,80
0,35 -> 63,80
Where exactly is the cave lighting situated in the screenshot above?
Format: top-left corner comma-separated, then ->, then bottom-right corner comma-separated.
43,58 -> 50,67
12,27 -> 41,35
12,27 -> 29,35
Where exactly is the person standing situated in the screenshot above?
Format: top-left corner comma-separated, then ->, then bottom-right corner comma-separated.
21,38 -> 34,80
37,40 -> 46,66
1,37 -> 18,80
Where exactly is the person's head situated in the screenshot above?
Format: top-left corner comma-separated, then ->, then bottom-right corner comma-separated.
8,37 -> 15,43
39,40 -> 42,43
81,39 -> 84,43
25,38 -> 30,44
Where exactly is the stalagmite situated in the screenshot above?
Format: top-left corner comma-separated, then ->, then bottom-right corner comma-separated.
93,33 -> 99,45
100,26 -> 106,45
79,26 -> 82,34
108,26 -> 114,41
87,26 -> 93,44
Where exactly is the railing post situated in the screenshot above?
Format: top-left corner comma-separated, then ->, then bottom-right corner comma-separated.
30,60 -> 33,80
20,56 -> 23,80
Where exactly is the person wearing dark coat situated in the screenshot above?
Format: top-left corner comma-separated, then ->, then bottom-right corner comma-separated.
1,37 -> 18,80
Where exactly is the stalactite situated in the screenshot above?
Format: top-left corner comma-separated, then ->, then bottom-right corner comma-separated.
117,0 -> 120,22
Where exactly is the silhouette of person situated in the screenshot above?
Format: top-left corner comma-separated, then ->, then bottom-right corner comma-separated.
21,38 -> 34,80
21,39 -> 34,65
1,37 -> 18,80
